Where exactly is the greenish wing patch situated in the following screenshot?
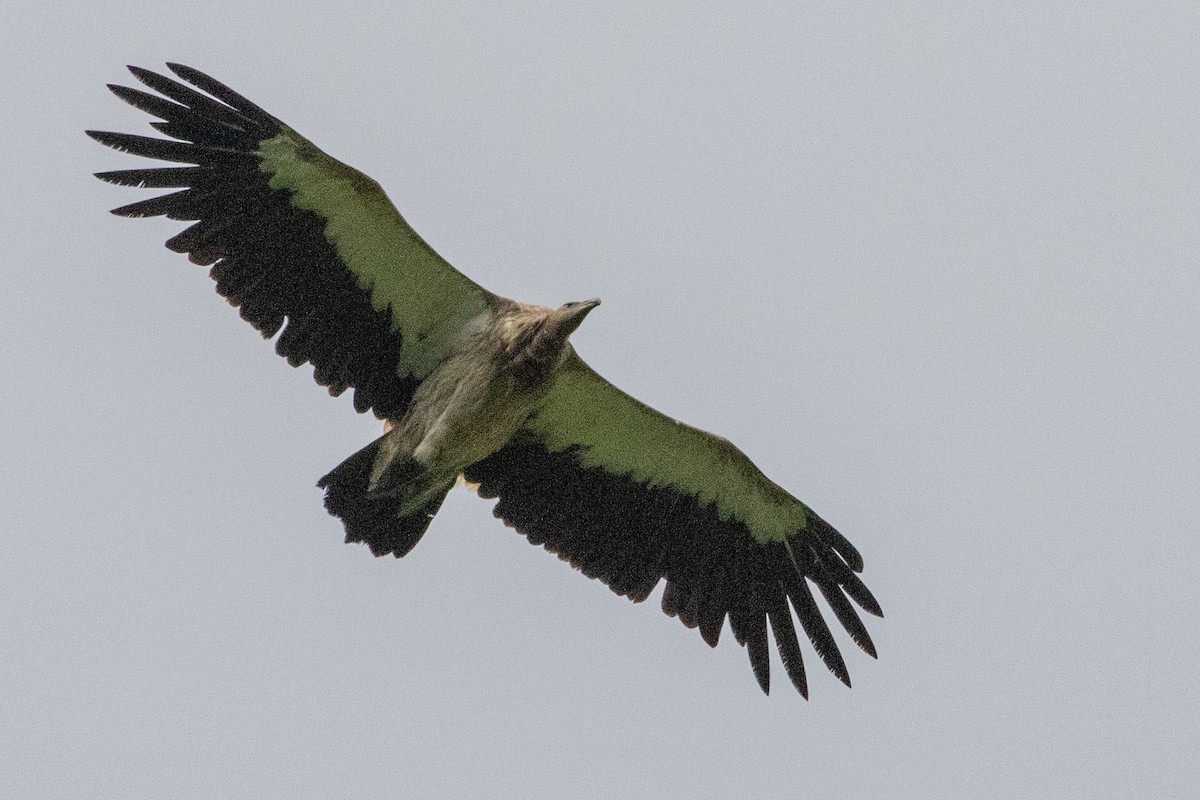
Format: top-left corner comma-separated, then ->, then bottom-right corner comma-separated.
258,128 -> 490,379
526,353 -> 810,543
465,352 -> 881,695
91,64 -> 497,418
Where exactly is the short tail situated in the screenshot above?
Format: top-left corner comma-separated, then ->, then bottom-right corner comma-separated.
317,437 -> 454,558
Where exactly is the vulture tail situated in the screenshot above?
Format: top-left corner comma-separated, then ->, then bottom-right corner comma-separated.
318,437 -> 454,558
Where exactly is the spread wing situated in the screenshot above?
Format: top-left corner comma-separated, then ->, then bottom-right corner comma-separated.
88,64 -> 492,419
464,353 -> 882,696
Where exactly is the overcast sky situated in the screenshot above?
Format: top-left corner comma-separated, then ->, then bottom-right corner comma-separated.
3,2 -> 1198,798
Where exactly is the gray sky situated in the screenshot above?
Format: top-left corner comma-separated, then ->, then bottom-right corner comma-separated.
3,2 -> 1198,797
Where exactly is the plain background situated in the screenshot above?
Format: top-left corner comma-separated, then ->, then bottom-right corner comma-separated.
3,2 -> 1198,797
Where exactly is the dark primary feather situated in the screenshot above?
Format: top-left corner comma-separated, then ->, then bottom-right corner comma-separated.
464,434 -> 882,696
88,64 -> 417,418
94,165 -> 209,189
165,62 -> 283,127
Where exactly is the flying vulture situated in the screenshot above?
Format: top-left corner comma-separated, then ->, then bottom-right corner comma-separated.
89,64 -> 882,696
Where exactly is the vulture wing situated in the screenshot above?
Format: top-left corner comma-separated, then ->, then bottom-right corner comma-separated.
88,64 -> 492,419
464,353 -> 882,696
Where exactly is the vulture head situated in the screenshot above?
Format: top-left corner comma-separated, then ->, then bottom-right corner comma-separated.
554,298 -> 602,337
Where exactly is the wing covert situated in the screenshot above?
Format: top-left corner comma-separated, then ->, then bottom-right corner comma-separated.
464,353 -> 882,695
89,64 -> 492,418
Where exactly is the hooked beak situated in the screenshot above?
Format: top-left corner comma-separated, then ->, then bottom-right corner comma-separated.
560,298 -> 601,334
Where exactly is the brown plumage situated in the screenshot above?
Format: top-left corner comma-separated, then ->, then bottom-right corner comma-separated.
319,299 -> 601,558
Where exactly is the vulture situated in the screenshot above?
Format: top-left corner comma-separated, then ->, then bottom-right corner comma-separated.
89,64 -> 883,696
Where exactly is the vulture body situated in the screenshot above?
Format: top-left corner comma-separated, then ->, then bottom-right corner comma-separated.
89,64 -> 883,696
